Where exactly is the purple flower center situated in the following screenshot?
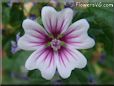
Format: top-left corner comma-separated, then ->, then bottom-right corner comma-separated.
51,39 -> 61,51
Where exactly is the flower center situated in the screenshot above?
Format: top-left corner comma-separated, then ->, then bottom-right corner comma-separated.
51,39 -> 61,51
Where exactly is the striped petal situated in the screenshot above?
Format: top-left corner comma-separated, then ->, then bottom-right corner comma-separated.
41,6 -> 73,36
25,46 -> 56,80
56,46 -> 87,79
61,19 -> 95,49
18,19 -> 51,50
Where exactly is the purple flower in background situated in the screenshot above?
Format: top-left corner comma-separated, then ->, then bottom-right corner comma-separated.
29,14 -> 36,20
64,0 -> 76,8
10,71 -> 29,80
11,33 -> 21,54
52,79 -> 63,85
18,6 -> 95,80
98,52 -> 106,64
88,74 -> 96,84
7,0 -> 21,7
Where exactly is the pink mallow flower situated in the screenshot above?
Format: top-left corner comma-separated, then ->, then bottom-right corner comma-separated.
18,6 -> 95,80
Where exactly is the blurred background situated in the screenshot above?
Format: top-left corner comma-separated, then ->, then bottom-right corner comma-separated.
1,0 -> 114,85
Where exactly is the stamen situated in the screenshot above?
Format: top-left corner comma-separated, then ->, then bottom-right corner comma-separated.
51,39 -> 61,51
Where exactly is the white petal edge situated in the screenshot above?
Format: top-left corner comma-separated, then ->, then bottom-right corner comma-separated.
25,46 -> 44,70
56,47 -> 87,79
64,19 -> 95,49
58,8 -> 73,33
25,47 -> 56,80
68,19 -> 89,32
18,34 -> 45,50
18,19 -> 47,50
41,6 -> 57,33
40,52 -> 57,80
22,19 -> 47,34
41,6 -> 73,34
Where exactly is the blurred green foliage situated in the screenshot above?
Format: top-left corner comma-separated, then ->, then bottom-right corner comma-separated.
2,0 -> 114,85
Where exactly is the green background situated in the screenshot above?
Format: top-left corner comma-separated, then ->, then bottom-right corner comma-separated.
1,0 -> 114,85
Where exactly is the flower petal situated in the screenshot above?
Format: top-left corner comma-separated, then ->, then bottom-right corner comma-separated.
25,46 -> 56,80
61,19 -> 95,49
57,8 -> 73,33
18,19 -> 50,50
41,6 -> 73,35
56,46 -> 87,79
42,6 -> 57,33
